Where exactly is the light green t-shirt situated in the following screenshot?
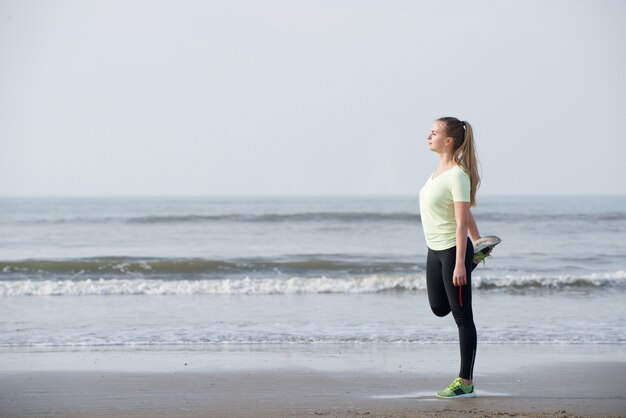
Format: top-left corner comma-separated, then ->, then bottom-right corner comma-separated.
418,165 -> 471,251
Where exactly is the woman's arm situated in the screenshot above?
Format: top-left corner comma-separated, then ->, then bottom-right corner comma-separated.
468,210 -> 480,242
453,201 -> 471,286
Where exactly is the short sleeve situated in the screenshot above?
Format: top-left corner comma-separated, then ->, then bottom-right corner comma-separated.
450,167 -> 471,202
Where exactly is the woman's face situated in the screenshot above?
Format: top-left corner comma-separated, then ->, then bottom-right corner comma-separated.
427,121 -> 450,153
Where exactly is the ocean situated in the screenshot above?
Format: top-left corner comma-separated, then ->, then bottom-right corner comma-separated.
1,195 -> 625,348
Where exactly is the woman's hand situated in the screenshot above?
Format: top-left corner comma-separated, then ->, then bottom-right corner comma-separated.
453,264 -> 467,287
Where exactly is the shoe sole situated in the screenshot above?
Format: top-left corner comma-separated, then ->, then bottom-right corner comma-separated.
473,235 -> 501,253
435,392 -> 477,399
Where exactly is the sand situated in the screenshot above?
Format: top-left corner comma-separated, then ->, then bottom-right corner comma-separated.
1,345 -> 624,417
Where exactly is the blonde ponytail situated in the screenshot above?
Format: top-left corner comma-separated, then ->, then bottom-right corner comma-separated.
453,121 -> 480,206
437,117 -> 481,207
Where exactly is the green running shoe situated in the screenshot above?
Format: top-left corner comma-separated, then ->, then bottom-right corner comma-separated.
436,377 -> 476,398
473,249 -> 491,265
473,235 -> 502,265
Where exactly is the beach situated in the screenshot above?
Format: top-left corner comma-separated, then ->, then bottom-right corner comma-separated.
1,196 -> 625,417
3,0 -> 626,413
1,344 -> 625,417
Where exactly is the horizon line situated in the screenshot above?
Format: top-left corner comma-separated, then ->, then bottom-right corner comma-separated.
0,193 -> 624,199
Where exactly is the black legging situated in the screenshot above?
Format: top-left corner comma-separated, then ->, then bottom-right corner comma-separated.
426,237 -> 477,380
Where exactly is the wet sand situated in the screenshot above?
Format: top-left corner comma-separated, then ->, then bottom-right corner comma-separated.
1,345 -> 624,417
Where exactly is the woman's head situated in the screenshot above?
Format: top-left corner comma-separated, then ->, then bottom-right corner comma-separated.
436,117 -> 466,152
433,116 -> 481,206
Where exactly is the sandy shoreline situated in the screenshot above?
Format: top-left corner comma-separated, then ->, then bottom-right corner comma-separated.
1,345 -> 625,417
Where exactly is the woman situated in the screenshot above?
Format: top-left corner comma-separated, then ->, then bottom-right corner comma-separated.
418,116 -> 483,398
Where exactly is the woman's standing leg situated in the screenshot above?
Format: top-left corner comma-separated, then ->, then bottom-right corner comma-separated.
439,238 -> 477,380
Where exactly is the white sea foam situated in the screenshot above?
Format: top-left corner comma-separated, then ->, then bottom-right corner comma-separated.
474,270 -> 626,290
0,275 -> 427,296
1,271 -> 625,296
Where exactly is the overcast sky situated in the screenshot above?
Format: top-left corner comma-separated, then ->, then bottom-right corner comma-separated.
1,0 -> 624,197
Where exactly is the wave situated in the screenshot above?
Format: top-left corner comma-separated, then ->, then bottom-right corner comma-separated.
3,335 -> 623,347
0,257 -> 420,275
15,212 -> 421,225
474,212 -> 626,223
0,276 -> 424,296
1,271 -> 625,296
11,210 -> 626,225
475,271 -> 626,290
131,213 -> 421,224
